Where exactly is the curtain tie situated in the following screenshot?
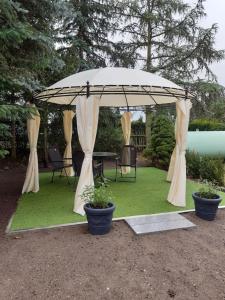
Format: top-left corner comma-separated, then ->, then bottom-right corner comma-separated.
85,152 -> 92,159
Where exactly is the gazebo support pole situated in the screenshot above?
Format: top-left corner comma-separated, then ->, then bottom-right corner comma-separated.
185,88 -> 188,101
86,81 -> 90,98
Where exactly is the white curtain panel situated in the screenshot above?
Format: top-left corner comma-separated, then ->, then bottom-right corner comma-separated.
22,107 -> 40,193
74,95 -> 100,215
167,99 -> 192,207
62,110 -> 75,176
121,111 -> 132,174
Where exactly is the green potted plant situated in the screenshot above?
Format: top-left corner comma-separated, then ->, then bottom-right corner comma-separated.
81,185 -> 115,235
192,181 -> 222,221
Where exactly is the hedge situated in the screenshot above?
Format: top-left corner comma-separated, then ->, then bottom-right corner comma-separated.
189,119 -> 225,131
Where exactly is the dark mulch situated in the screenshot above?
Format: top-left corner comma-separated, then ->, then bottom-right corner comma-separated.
0,166 -> 26,236
1,165 -> 225,299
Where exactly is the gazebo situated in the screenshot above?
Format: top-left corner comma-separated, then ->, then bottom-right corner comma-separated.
22,67 -> 192,216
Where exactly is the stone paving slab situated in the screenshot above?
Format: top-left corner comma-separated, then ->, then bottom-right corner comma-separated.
125,213 -> 196,235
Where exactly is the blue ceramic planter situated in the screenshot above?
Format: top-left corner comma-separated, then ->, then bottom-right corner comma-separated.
192,192 -> 221,221
84,202 -> 115,235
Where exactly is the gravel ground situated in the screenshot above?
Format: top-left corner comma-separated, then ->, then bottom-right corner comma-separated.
1,168 -> 225,300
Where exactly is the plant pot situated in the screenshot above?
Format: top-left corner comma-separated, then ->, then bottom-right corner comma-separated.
84,202 -> 115,235
192,192 -> 222,221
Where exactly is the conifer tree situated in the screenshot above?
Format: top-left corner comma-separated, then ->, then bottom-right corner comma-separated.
146,114 -> 175,169
116,0 -> 224,147
59,0 -> 120,72
0,0 -> 63,158
116,0 -> 224,81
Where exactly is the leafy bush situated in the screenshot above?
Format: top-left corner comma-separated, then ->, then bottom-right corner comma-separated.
197,181 -> 219,199
94,108 -> 122,153
186,150 -> 224,185
0,105 -> 36,158
46,108 -> 122,155
144,115 -> 175,169
189,119 -> 225,131
186,150 -> 201,179
81,185 -> 113,209
199,156 -> 224,186
132,117 -> 145,133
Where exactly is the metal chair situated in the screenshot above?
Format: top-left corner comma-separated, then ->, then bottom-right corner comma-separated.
72,150 -> 103,179
72,150 -> 84,177
48,147 -> 73,184
116,145 -> 137,181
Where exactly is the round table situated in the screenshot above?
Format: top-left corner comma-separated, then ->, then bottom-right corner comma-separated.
93,152 -> 118,182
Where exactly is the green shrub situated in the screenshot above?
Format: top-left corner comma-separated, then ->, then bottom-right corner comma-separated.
144,115 -> 175,169
95,108 -> 122,152
186,150 -> 224,185
197,182 -> 219,199
81,185 -> 113,209
199,156 -> 224,186
143,147 -> 151,158
189,119 -> 225,131
186,150 -> 201,179
132,117 -> 145,133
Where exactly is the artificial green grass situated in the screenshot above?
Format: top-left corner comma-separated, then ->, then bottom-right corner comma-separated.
10,167 -> 225,231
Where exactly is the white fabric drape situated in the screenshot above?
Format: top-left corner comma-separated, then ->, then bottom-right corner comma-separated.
22,107 -> 40,193
121,111 -> 132,174
74,95 -> 100,215
167,99 -> 192,206
62,110 -> 75,176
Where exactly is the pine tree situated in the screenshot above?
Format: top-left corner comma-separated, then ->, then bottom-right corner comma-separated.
190,80 -> 225,119
58,0 -> 122,73
116,0 -> 224,147
0,0 -> 63,94
116,0 -> 224,81
0,0 -> 64,158
144,114 -> 175,169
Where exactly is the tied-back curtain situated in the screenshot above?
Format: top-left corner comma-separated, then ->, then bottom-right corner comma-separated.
121,111 -> 132,174
62,110 -> 75,176
74,95 -> 100,215
167,99 -> 192,206
22,107 -> 40,193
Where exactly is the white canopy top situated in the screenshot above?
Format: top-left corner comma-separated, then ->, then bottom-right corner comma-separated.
36,67 -> 191,107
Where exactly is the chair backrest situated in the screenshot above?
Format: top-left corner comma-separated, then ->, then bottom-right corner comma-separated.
73,150 -> 84,176
120,145 -> 137,166
48,147 -> 64,170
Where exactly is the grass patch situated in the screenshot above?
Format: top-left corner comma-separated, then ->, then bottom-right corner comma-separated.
10,167 -> 225,231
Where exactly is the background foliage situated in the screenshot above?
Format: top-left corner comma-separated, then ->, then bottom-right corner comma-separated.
189,119 -> 225,131
1,0 -> 225,163
144,114 -> 175,169
186,151 -> 224,186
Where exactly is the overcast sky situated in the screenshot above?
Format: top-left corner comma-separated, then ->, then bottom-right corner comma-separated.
192,0 -> 225,86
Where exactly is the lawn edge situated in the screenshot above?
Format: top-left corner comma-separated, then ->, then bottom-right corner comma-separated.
6,206 -> 225,234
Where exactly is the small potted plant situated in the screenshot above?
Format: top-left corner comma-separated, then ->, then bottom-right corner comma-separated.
82,185 -> 115,235
192,181 -> 222,221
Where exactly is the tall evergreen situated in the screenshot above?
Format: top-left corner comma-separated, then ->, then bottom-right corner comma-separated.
0,0 -> 63,96
116,0 -> 224,147
145,114 -> 175,169
0,0 -> 64,158
116,0 -> 224,81
59,0 -> 120,73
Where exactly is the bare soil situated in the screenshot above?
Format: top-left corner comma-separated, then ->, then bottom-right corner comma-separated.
1,167 -> 225,299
